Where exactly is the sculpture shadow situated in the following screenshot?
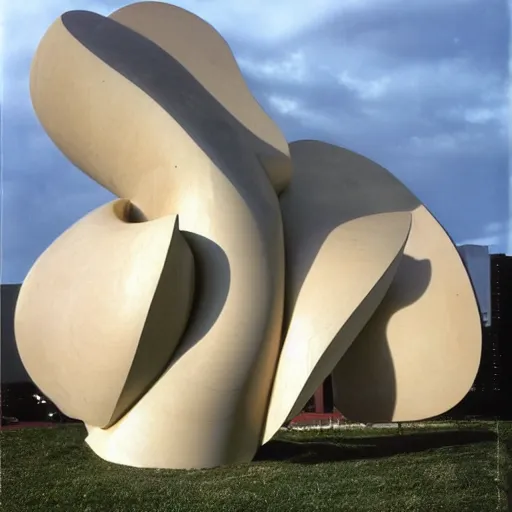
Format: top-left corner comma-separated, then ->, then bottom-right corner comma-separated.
280,139 -> 422,325
276,142 -> 433,423
279,141 -> 477,425
331,254 -> 432,423
176,233 -> 231,347
254,429 -> 496,464
110,234 -> 230,422
61,10 -> 287,230
60,9 -> 287,367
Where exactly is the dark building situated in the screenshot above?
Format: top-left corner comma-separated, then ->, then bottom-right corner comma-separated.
444,253 -> 512,419
1,284 -> 30,384
472,253 -> 512,418
490,254 -> 512,415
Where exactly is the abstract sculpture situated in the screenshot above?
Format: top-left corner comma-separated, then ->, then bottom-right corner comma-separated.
14,1 -> 482,469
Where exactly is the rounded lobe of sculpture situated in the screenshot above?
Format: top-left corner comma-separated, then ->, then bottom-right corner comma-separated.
29,8 -> 288,468
14,199 -> 195,428
283,141 -> 481,423
262,212 -> 412,443
108,1 -> 292,195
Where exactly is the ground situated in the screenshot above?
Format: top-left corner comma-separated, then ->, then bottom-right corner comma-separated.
1,421 -> 511,511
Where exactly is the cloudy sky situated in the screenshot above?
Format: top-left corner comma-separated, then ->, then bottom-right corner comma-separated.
2,0 -> 510,284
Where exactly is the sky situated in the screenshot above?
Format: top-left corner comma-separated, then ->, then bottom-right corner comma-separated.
1,0 -> 511,284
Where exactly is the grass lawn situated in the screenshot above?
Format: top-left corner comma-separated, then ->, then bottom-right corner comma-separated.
1,421 -> 511,511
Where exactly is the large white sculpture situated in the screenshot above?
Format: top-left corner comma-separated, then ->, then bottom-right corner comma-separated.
14,2 -> 481,469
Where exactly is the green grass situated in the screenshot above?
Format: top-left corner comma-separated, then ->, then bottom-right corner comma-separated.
1,421 -> 511,511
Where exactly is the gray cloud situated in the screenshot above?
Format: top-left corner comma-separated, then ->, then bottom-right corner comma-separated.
2,0 -> 509,283
235,0 -> 509,250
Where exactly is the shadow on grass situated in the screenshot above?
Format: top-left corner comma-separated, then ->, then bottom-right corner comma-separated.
254,430 -> 496,464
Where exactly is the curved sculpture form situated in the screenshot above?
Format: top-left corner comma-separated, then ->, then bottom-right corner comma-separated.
15,200 -> 194,428
290,141 -> 480,422
15,2 -> 482,470
22,4 -> 289,469
108,1 -> 292,195
262,211 -> 412,443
